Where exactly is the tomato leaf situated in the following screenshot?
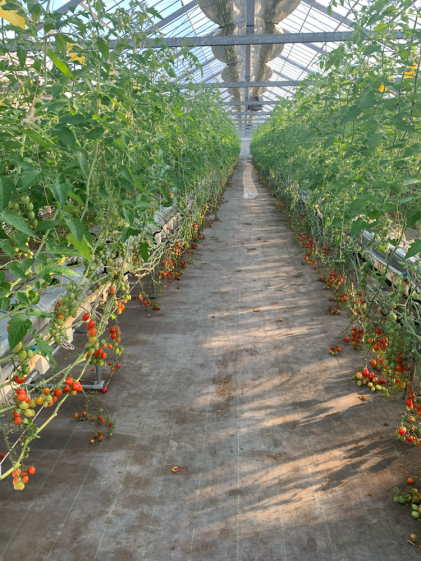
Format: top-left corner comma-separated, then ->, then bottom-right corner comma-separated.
20,169 -> 42,191
120,227 -> 142,243
35,220 -> 60,232
6,262 -> 28,279
406,209 -> 421,228
65,218 -> 83,242
406,240 -> 421,259
23,128 -> 53,148
96,36 -> 109,60
47,49 -> 76,79
138,241 -> 149,262
77,150 -> 88,176
67,233 -> 91,259
0,177 -> 15,210
36,339 -> 56,370
49,183 -> 70,206
36,263 -> 79,278
0,210 -> 38,238
8,314 -> 32,351
0,297 -> 10,311
55,127 -> 77,151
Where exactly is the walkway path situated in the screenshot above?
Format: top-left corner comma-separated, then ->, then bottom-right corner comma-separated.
0,161 -> 418,561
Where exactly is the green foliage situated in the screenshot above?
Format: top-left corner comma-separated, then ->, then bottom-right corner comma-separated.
0,0 -> 240,482
251,0 -> 421,257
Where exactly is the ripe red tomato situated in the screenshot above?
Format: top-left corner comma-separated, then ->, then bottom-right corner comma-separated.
74,413 -> 79,419
82,313 -> 90,321
63,385 -> 70,393
344,337 -> 349,343
21,475 -> 29,484
116,364 -> 121,369
408,477 -> 415,485
0,452 -> 7,459
14,417 -> 23,425
43,387 -> 50,395
65,377 -> 73,386
28,466 -> 35,475
98,436 -> 104,442
111,333 -> 117,340
72,382 -> 82,392
102,386 -> 108,393
398,428 -> 406,435
54,388 -> 62,397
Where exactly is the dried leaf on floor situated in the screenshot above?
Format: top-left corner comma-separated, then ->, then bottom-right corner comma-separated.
254,308 -> 260,312
172,466 -> 180,473
358,395 -> 368,401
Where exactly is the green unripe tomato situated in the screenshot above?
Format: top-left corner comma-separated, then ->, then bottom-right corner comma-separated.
23,365 -> 31,375
26,349 -> 34,359
13,342 -> 23,354
21,195 -> 30,204
28,211 -> 35,220
18,350 -> 27,362
12,202 -> 19,211
27,203 -> 33,211
20,401 -> 28,410
45,395 -> 53,403
24,408 -> 35,417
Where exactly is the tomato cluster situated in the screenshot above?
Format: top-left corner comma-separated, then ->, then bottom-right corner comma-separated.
12,465 -> 36,491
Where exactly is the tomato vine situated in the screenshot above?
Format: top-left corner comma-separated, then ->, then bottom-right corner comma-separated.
251,0 -> 421,445
0,0 -> 240,488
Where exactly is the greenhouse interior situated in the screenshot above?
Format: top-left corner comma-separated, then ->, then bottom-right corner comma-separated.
1,0 -> 421,559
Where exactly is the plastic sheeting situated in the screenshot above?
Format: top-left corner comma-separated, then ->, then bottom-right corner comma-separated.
243,163 -> 258,199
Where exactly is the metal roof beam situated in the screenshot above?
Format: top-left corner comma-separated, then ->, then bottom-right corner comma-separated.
132,31 -> 403,48
301,0 -> 356,28
145,0 -> 199,31
180,80 -> 301,88
229,112 -> 272,116
220,100 -> 280,105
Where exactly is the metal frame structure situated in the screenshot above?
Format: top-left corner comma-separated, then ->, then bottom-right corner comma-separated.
16,0 -> 417,137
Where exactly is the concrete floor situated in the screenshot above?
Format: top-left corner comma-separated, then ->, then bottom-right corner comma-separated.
0,161 -> 420,561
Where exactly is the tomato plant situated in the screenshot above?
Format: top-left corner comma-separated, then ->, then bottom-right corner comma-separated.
0,0 -> 240,487
251,0 -> 421,442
